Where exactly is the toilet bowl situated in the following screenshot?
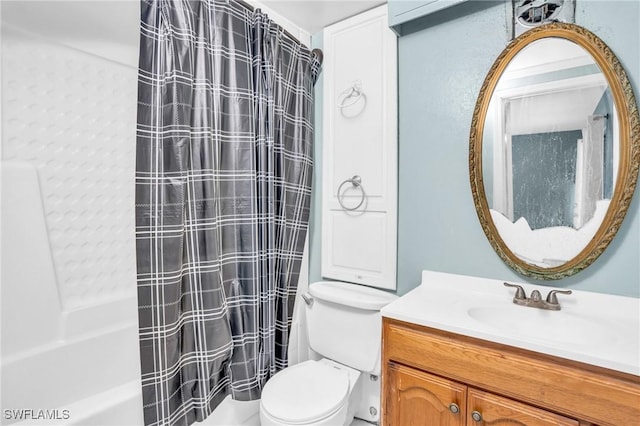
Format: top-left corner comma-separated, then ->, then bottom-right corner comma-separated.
259,281 -> 398,426
260,359 -> 361,426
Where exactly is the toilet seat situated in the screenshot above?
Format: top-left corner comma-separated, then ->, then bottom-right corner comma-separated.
261,360 -> 350,424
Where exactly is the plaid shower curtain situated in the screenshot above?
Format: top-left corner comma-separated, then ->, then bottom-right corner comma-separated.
135,1 -> 320,425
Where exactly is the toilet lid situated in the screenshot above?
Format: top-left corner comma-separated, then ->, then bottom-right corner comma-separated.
261,360 -> 350,424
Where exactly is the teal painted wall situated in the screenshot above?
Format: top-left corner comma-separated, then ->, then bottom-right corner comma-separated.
311,0 -> 640,297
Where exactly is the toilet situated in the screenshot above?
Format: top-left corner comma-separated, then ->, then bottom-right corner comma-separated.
260,281 -> 398,426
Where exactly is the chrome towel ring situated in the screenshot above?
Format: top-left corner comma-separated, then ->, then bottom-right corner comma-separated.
338,85 -> 364,108
337,175 -> 366,211
337,82 -> 367,117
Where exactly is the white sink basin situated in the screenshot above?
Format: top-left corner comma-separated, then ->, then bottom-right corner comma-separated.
381,270 -> 640,376
466,305 -> 618,347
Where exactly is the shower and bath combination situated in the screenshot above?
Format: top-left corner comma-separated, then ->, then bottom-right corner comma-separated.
0,1 -> 341,425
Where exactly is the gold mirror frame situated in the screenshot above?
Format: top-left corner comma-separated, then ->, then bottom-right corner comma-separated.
469,22 -> 640,280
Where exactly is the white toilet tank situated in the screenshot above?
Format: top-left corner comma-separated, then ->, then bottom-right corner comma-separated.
305,281 -> 397,375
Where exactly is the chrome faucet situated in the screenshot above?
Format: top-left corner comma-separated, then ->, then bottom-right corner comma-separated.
504,282 -> 572,311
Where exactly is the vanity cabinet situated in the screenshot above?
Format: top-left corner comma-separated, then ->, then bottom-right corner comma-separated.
387,363 -> 578,426
382,318 -> 640,426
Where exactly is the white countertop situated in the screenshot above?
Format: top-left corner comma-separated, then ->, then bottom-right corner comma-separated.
382,270 -> 640,376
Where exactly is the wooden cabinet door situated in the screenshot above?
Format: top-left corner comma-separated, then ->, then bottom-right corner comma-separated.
467,388 -> 579,426
386,363 -> 465,426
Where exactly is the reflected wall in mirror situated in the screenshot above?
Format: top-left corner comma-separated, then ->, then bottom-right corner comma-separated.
470,23 -> 639,279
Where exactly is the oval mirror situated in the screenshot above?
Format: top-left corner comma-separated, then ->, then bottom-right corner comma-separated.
470,23 -> 639,279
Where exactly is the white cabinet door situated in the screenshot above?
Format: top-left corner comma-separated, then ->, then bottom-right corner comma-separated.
321,6 -> 397,290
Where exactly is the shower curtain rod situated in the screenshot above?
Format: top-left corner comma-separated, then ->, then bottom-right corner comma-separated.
235,0 -> 324,65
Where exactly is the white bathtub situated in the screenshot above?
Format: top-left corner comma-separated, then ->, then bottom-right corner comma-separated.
0,160 -> 262,426
3,325 -> 144,426
2,319 -> 259,425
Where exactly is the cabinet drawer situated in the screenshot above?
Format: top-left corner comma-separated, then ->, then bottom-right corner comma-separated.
383,318 -> 640,426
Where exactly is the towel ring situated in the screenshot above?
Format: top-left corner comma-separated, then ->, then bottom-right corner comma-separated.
338,86 -> 365,109
337,175 -> 366,211
337,83 -> 367,117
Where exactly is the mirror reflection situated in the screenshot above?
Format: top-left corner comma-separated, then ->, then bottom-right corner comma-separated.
482,38 -> 616,268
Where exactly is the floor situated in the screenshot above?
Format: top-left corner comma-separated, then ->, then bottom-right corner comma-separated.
201,396 -> 260,425
208,395 -> 375,426
239,414 -> 373,426
351,420 -> 375,426
242,413 -> 260,426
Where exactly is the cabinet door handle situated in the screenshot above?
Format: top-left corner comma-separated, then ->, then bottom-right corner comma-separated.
448,403 -> 460,414
471,410 -> 483,422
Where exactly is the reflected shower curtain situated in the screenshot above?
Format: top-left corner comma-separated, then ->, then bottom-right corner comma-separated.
135,1 -> 320,425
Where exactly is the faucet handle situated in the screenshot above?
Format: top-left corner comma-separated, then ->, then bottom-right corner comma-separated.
530,290 -> 542,302
503,282 -> 526,301
545,289 -> 572,305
